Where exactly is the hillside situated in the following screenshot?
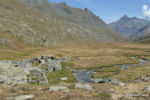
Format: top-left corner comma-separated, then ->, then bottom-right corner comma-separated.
109,15 -> 149,38
134,24 -> 150,42
0,0 -> 125,48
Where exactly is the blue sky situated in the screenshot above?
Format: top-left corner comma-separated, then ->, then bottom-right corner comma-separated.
48,0 -> 150,23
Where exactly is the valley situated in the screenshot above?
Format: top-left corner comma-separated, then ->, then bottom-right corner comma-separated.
0,0 -> 149,100
0,42 -> 149,100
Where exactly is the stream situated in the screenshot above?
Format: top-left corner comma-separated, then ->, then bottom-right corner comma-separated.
74,57 -> 148,83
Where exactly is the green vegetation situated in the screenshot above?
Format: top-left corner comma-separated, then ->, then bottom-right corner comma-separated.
46,62 -> 77,84
98,92 -> 111,98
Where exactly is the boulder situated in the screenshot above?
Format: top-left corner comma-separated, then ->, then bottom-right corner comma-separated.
0,61 -> 28,86
75,83 -> 93,90
49,86 -> 69,92
92,78 -> 125,86
143,85 -> 150,93
29,67 -> 43,75
29,67 -> 48,84
59,57 -> 71,62
8,94 -> 34,100
39,60 -> 62,72
60,77 -> 68,81
41,55 -> 56,61
92,78 -> 105,83
104,78 -> 125,86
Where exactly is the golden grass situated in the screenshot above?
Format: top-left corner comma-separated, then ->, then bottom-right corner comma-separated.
0,42 -> 149,100
46,62 -> 77,84
113,62 -> 150,82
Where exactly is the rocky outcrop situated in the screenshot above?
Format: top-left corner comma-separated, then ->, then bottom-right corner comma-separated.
28,67 -> 48,84
0,55 -> 70,86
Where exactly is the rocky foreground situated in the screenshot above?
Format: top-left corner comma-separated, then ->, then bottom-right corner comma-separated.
0,54 -> 126,86
0,54 -> 149,100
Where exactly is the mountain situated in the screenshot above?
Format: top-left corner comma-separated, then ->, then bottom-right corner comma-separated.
134,24 -> 150,43
109,15 -> 149,38
0,0 -> 125,48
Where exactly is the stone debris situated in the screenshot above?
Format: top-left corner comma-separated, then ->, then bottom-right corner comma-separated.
49,86 -> 70,92
8,94 -> 34,100
60,77 -> 68,81
75,83 -> 93,90
0,55 -> 70,86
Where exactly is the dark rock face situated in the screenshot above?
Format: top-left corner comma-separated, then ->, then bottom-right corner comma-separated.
109,15 -> 150,38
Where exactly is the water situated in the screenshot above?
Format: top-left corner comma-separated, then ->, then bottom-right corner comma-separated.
74,57 -> 148,83
74,69 -> 94,83
114,58 -> 148,71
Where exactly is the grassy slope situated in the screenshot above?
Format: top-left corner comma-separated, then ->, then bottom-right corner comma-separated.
0,0 -> 126,48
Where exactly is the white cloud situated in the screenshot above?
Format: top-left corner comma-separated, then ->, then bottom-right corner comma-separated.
142,5 -> 150,19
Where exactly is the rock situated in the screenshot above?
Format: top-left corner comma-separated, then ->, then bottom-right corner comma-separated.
92,78 -> 125,86
60,77 -> 68,81
92,78 -> 105,83
75,83 -> 93,90
29,67 -> 43,75
143,85 -> 150,93
59,57 -> 71,62
141,76 -> 150,81
29,67 -> 48,84
8,94 -> 34,100
11,60 -> 32,68
49,86 -> 69,92
0,61 -> 28,86
39,60 -> 62,72
41,55 -> 56,61
104,78 -> 125,86
0,79 -> 5,84
31,55 -> 57,64
121,65 -> 128,71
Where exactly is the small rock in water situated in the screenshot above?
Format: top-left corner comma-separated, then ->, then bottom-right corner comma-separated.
75,83 -> 93,90
49,86 -> 70,92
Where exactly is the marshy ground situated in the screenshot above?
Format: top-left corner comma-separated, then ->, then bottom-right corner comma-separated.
0,42 -> 149,100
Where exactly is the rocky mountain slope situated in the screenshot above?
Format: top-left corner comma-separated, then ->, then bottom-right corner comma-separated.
0,0 -> 125,48
134,24 -> 150,42
109,15 -> 149,39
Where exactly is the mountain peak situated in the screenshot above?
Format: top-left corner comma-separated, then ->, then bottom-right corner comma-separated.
120,15 -> 131,21
109,16 -> 149,38
122,15 -> 128,18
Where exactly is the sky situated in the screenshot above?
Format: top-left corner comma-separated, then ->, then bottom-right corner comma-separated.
48,0 -> 150,23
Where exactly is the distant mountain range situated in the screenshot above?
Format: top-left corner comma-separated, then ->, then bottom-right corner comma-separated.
109,15 -> 150,42
0,0 -> 126,48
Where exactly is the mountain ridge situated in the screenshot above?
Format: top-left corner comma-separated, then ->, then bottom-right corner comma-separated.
0,0 -> 126,48
109,15 -> 149,38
